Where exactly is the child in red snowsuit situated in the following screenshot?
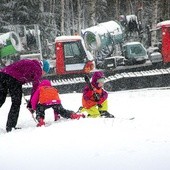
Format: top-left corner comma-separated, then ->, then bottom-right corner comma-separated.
81,71 -> 114,118
31,79 -> 85,126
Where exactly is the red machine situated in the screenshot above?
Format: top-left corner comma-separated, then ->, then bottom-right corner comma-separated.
156,21 -> 170,63
54,35 -> 94,75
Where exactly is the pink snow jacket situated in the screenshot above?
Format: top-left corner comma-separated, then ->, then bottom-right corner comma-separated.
0,59 -> 42,96
31,79 -> 61,110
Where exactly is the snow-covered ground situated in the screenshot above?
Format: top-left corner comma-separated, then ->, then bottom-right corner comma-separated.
1,87 -> 170,170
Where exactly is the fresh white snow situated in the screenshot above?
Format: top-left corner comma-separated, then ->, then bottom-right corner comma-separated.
1,88 -> 170,170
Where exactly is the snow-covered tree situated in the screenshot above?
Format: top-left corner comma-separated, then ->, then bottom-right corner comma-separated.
0,0 -> 170,45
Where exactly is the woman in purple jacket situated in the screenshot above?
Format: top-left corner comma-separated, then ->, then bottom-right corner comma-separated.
0,59 -> 49,132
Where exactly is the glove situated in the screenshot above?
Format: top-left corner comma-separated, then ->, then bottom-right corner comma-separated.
97,104 -> 102,108
97,97 -> 105,105
27,100 -> 31,108
93,93 -> 100,102
27,107 -> 35,114
26,99 -> 34,113
26,101 -> 35,113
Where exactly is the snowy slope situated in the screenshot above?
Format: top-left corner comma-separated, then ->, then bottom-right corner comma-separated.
1,88 -> 170,170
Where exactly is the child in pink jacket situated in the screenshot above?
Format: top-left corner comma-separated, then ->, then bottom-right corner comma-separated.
31,79 -> 84,126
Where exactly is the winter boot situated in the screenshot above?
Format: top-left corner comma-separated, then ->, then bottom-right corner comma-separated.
6,126 -> 21,132
6,126 -> 12,132
100,111 -> 114,118
37,118 -> 45,127
70,113 -> 85,119
54,112 -> 60,121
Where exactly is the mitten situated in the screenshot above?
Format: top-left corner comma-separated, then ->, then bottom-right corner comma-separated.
93,93 -> 100,102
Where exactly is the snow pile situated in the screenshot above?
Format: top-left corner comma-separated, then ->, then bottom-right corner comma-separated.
0,89 -> 170,170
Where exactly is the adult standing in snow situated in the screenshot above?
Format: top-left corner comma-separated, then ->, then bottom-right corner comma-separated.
80,71 -> 114,118
0,59 -> 50,132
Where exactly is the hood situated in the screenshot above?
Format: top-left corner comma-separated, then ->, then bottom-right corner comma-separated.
39,79 -> 51,87
39,59 -> 50,73
91,71 -> 105,88
31,59 -> 43,73
32,59 -> 42,68
42,59 -> 50,73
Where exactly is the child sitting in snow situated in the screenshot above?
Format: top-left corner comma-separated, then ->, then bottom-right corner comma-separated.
30,79 -> 85,126
80,71 -> 114,118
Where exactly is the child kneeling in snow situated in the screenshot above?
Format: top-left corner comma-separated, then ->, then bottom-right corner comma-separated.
80,71 -> 114,118
30,79 -> 85,126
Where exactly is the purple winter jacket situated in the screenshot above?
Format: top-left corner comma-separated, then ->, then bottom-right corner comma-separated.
0,59 -> 42,96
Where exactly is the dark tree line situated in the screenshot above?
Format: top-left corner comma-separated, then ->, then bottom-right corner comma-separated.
0,0 -> 169,42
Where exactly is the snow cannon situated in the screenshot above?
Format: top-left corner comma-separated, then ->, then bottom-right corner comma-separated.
0,32 -> 22,58
82,21 -> 123,51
